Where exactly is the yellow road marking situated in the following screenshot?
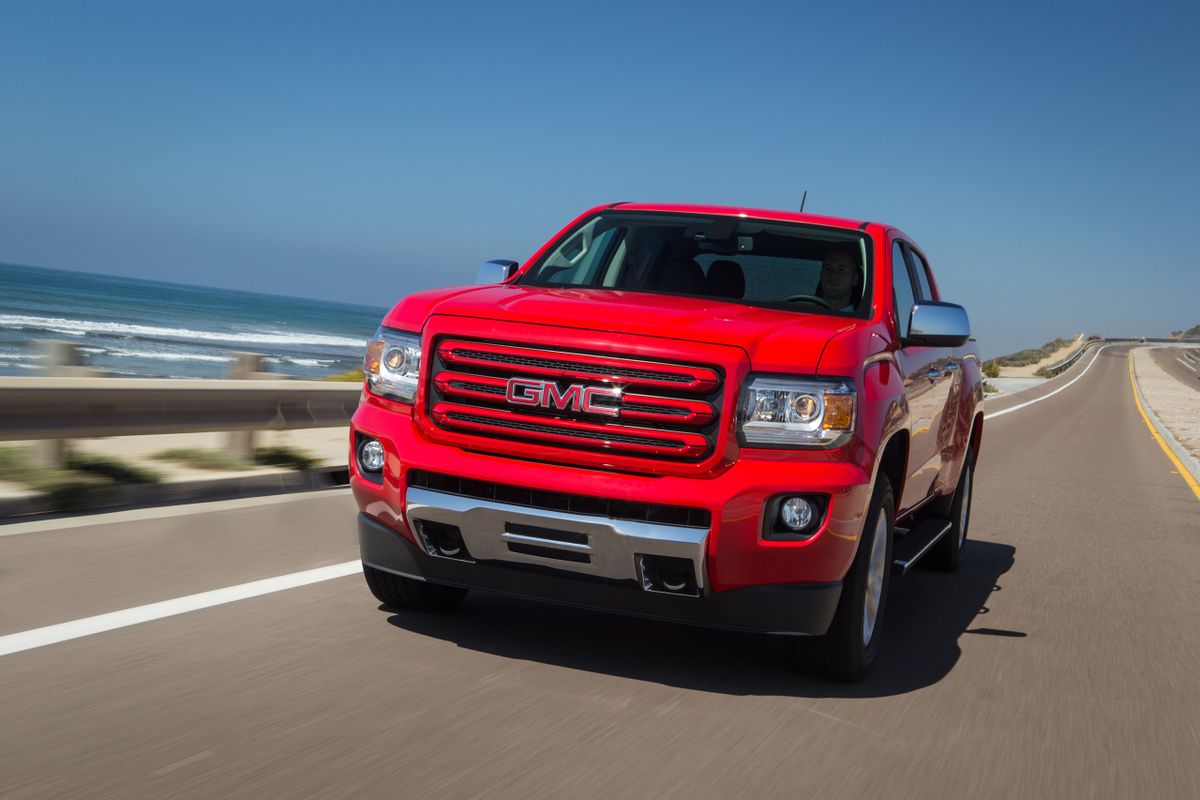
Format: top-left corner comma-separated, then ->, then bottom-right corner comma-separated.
1128,356 -> 1200,503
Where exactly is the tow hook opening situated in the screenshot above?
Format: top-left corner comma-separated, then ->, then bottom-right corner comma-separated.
414,520 -> 473,561
637,555 -> 700,597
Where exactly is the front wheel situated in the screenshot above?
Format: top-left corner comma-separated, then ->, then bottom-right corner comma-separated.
793,476 -> 895,682
363,564 -> 468,612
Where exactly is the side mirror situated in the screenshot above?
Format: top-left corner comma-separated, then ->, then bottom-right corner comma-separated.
476,259 -> 519,285
905,302 -> 970,347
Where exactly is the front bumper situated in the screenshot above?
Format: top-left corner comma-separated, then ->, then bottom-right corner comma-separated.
359,513 -> 842,635
406,486 -> 710,588
351,400 -> 876,590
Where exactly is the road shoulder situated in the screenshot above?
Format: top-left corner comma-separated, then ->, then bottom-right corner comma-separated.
1131,347 -> 1200,488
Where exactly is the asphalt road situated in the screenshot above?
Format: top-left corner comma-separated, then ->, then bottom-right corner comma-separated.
3,344 -> 1199,799
1151,345 -> 1200,392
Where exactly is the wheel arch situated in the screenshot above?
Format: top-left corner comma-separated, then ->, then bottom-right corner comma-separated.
875,429 -> 909,507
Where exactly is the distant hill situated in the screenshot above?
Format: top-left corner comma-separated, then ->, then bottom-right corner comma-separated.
991,337 -> 1073,367
1169,324 -> 1200,339
981,334 -> 1085,379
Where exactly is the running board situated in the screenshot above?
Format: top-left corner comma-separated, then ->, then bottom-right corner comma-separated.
891,518 -> 953,576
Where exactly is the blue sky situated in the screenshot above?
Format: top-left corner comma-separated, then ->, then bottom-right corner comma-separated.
1,0 -> 1197,356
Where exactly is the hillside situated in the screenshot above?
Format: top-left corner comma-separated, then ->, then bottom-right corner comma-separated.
983,334 -> 1086,378
1169,324 -> 1200,339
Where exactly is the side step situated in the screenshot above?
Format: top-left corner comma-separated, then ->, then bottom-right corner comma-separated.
891,518 -> 953,576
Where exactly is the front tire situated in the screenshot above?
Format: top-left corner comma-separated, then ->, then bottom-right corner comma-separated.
363,564 -> 467,611
793,476 -> 895,682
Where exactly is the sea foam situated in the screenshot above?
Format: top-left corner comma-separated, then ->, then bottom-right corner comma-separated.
0,314 -> 367,349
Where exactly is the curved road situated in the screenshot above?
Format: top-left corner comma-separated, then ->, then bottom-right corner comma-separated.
1151,344 -> 1200,392
2,344 -> 1199,798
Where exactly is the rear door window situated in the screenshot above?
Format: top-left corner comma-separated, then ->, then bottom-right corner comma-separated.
892,241 -> 917,339
909,248 -> 934,301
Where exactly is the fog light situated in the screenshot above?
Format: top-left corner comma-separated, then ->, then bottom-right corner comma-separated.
358,438 -> 385,472
780,497 -> 814,531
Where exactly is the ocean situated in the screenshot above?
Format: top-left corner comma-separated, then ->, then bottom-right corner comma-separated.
0,262 -> 390,379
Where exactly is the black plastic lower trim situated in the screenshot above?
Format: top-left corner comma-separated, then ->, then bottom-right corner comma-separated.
358,513 -> 841,636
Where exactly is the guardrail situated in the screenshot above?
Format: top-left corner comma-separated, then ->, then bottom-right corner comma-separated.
0,377 -> 361,442
1040,339 -> 1100,377
1,342 -> 362,468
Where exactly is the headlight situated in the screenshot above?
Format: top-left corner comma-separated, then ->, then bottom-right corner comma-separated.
738,375 -> 855,447
364,328 -> 421,403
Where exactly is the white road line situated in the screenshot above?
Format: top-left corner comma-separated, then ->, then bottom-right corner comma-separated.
0,560 -> 363,657
986,345 -> 1111,420
0,486 -> 352,538
1178,357 -> 1197,372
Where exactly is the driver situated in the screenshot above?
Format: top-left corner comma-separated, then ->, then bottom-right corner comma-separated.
816,248 -> 862,311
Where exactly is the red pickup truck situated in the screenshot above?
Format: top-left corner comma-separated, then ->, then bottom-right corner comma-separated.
350,203 -> 983,681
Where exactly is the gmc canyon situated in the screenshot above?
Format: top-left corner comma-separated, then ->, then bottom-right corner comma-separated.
350,203 -> 982,681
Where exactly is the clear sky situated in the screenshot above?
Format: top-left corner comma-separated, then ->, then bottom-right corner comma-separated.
2,0 -> 1197,357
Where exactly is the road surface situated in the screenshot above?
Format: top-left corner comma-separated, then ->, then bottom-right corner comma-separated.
1151,345 -> 1200,393
2,344 -> 1198,798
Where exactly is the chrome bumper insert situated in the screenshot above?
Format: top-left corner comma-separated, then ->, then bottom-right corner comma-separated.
405,487 -> 709,588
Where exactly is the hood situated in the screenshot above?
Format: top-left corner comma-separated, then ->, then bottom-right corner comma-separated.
391,284 -> 860,374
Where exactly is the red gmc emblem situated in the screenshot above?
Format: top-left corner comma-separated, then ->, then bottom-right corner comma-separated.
505,378 -> 621,417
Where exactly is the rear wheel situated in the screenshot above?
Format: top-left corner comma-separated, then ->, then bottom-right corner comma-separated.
363,564 -> 467,611
929,444 -> 975,572
793,476 -> 895,682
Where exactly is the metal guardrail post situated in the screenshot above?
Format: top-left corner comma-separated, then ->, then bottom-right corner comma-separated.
225,353 -> 266,461
30,341 -> 83,468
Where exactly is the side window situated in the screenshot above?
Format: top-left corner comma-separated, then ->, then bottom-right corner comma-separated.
892,241 -> 917,339
909,248 -> 934,301
543,226 -> 619,285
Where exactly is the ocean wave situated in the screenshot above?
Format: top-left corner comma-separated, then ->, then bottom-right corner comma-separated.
0,314 -> 367,349
0,362 -> 40,370
103,349 -> 234,363
265,356 -> 338,367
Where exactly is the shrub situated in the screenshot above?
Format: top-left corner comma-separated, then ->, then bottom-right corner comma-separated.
27,471 -> 114,512
67,452 -> 161,484
0,446 -> 31,483
1,447 -> 123,511
323,368 -> 365,382
255,446 -> 318,470
152,448 -> 254,471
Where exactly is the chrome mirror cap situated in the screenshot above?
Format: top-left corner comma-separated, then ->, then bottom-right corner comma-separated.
906,302 -> 971,347
476,259 -> 519,285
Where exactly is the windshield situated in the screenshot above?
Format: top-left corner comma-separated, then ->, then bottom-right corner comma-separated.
519,211 -> 872,316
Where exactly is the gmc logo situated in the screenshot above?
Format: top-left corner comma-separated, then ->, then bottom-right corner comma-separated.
505,378 -> 620,417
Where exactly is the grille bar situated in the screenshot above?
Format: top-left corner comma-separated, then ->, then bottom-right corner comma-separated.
431,403 -> 709,458
438,340 -> 719,392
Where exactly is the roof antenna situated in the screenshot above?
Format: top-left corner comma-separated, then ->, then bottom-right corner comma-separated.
800,191 -> 808,212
